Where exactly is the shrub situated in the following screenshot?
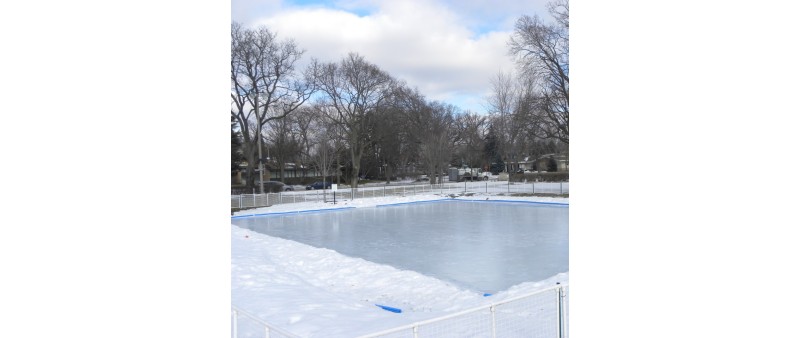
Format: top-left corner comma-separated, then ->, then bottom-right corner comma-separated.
509,172 -> 569,182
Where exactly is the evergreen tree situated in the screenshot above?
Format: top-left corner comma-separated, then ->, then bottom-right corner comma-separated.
547,157 -> 558,172
231,117 -> 245,173
484,127 -> 505,174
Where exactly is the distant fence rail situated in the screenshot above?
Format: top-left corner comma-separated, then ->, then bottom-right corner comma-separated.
231,284 -> 568,338
232,181 -> 569,210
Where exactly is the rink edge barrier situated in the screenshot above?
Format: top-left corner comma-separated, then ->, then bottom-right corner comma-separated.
231,207 -> 356,219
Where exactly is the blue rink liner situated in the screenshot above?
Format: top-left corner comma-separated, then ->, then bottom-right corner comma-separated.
458,199 -> 568,206
376,198 -> 568,208
374,199 -> 451,208
232,198 -> 568,219
375,304 -> 402,313
231,207 -> 356,219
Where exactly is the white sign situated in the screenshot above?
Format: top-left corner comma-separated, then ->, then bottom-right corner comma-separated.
331,184 -> 338,191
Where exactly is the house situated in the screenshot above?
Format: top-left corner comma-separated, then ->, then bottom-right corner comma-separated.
232,161 -> 320,185
505,153 -> 569,173
516,156 -> 536,172
534,153 -> 569,172
270,162 -> 320,180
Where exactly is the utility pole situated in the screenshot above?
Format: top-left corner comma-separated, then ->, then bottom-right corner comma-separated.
254,93 -> 265,194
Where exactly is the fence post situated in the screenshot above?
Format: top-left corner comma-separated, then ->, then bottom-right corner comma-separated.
560,182 -> 563,195
533,182 -> 535,194
558,284 -> 565,338
384,185 -> 386,197
491,305 -> 497,338
232,309 -> 238,338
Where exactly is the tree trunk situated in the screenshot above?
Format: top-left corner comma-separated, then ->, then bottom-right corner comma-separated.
350,148 -> 361,189
336,154 -> 341,184
243,142 -> 258,191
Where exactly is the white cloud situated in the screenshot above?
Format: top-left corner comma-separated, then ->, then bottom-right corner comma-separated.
438,0 -> 552,31
232,0 -> 283,26
238,0 -> 550,113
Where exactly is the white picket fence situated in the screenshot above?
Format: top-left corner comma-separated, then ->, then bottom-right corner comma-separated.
231,284 -> 568,338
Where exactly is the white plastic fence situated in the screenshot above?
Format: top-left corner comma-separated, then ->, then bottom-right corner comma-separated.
428,181 -> 568,196
358,284 -> 568,338
232,181 -> 569,209
231,306 -> 302,338
231,284 -> 568,338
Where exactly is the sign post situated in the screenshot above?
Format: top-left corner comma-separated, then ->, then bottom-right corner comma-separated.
332,184 -> 338,204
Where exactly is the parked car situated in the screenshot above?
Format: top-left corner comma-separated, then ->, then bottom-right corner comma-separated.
263,181 -> 293,193
306,181 -> 332,190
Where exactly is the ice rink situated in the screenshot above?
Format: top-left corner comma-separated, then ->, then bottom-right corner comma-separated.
231,200 -> 568,294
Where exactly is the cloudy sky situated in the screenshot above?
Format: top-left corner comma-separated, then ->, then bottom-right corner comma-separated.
232,0 -> 555,114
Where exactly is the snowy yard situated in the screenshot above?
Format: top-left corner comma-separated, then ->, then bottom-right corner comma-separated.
231,193 -> 569,337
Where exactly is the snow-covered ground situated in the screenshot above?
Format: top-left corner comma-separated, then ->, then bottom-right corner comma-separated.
232,193 -> 569,337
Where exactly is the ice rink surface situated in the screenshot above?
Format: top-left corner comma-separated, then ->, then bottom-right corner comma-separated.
231,200 -> 568,293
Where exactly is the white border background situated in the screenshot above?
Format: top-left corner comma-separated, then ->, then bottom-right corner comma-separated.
2,0 -> 799,337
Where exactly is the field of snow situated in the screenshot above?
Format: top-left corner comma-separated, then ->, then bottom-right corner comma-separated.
232,193 -> 569,337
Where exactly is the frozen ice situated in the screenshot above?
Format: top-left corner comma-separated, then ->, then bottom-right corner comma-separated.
231,200 -> 568,293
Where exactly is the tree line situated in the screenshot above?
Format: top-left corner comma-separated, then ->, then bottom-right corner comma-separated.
231,0 -> 569,191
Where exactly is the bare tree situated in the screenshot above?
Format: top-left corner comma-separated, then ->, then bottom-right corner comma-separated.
265,117 -> 301,181
363,84 -> 418,183
290,106 -> 318,178
421,102 -> 460,184
508,0 -> 569,144
453,111 -> 487,169
548,0 -> 569,29
230,22 -> 319,191
377,107 -> 414,183
309,109 -> 339,201
401,87 -> 460,185
485,71 -> 518,172
511,74 -> 549,156
317,53 -> 395,189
